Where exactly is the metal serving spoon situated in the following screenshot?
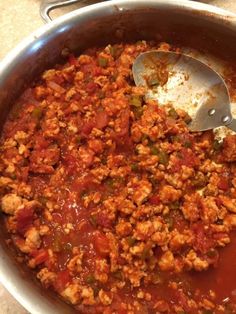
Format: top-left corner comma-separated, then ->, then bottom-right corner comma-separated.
132,51 -> 236,132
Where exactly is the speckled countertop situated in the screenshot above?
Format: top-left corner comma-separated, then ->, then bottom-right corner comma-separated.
0,0 -> 236,313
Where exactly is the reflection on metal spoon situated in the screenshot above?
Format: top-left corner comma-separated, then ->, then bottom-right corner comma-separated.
132,50 -> 236,132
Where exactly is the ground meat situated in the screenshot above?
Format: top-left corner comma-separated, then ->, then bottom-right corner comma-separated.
185,250 -> 209,271
67,251 -> 84,274
128,178 -> 152,205
98,289 -> 113,305
159,185 -> 181,204
158,250 -> 175,271
221,135 -> 236,162
181,193 -> 201,222
81,287 -> 95,305
25,227 -> 41,249
115,220 -> 132,237
37,268 -> 56,287
219,195 -> 236,213
1,193 -> 23,214
1,41 -> 236,314
224,214 -> 236,228
30,146 -> 60,174
61,283 -> 81,305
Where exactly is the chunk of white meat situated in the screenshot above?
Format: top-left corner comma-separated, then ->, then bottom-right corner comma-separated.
37,268 -> 56,287
61,283 -> 81,305
1,193 -> 23,215
25,227 -> 41,249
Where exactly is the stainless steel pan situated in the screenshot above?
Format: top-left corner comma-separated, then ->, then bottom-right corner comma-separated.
0,1 -> 236,313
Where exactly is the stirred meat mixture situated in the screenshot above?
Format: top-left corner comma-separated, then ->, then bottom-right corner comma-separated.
1,41 -> 236,313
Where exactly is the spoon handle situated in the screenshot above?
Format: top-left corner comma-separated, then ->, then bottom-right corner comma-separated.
227,118 -> 236,132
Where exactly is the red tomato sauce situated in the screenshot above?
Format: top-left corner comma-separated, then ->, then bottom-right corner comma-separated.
1,41 -> 236,313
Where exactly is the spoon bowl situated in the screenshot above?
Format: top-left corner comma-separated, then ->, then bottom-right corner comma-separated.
132,51 -> 236,132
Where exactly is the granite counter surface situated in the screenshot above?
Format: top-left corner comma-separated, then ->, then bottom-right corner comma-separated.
0,0 -> 236,313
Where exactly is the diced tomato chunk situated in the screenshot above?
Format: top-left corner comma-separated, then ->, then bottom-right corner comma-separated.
96,212 -> 113,228
81,111 -> 108,136
93,66 -> 103,76
68,54 -> 78,66
80,64 -> 93,73
171,148 -> 199,172
118,109 -> 130,137
16,207 -> 34,235
4,147 -> 19,159
117,256 -> 126,265
179,133 -> 194,145
81,120 -> 95,136
86,82 -> 99,95
34,134 -> 51,150
215,197 -> 223,207
95,111 -> 108,130
217,172 -> 230,191
217,177 -> 229,191
198,130 -> 214,144
180,148 -> 199,168
62,153 -> 78,175
192,222 -> 215,254
54,270 -> 72,292
149,195 -> 161,205
19,166 -> 29,182
31,249 -> 49,266
93,231 -> 110,257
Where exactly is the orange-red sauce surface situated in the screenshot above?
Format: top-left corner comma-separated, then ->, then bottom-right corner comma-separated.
1,41 -> 236,313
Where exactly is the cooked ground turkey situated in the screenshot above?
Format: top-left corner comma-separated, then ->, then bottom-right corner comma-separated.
1,41 -> 236,313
